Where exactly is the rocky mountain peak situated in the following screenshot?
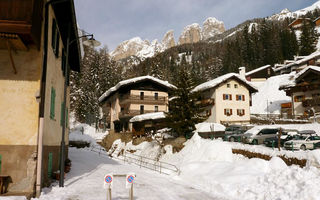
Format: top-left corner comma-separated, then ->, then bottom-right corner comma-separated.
202,17 -> 225,40
178,23 -> 202,45
162,30 -> 175,49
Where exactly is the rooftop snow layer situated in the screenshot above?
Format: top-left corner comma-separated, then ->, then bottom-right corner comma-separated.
129,112 -> 166,123
246,65 -> 271,76
192,73 -> 257,93
99,76 -> 176,102
279,66 -> 320,89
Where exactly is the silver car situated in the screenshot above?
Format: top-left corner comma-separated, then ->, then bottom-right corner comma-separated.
243,128 -> 280,145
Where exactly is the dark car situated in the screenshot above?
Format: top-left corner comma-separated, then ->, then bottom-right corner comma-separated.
263,129 -> 299,148
224,129 -> 246,142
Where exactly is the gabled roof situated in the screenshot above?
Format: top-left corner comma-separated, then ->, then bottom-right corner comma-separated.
279,66 -> 320,89
192,73 -> 258,93
295,66 -> 320,82
288,18 -> 312,28
246,65 -> 271,76
99,76 -> 176,103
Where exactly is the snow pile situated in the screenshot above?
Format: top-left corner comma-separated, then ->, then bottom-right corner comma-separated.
162,133 -> 320,200
129,112 -> 165,123
0,197 -> 27,200
69,123 -> 108,145
195,122 -> 225,132
251,74 -> 291,114
192,73 -> 257,93
99,76 -> 176,102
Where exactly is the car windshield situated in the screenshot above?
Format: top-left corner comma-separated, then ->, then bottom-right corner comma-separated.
312,136 -> 320,140
292,135 -> 307,140
225,127 -> 233,131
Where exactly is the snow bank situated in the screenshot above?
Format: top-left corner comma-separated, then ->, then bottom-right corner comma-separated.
161,132 -> 320,200
0,197 -> 27,200
195,122 -> 225,132
69,123 -> 108,146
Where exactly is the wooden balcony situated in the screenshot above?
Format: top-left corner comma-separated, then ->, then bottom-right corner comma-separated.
119,94 -> 167,105
302,97 -> 320,107
119,110 -> 155,118
197,98 -> 215,107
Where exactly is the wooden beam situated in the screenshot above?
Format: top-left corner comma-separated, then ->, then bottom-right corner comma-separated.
6,39 -> 17,74
0,21 -> 31,34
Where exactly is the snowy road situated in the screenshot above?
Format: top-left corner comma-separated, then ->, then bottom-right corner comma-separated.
35,148 -> 221,200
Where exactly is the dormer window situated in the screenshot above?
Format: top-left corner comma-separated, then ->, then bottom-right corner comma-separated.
227,83 -> 230,88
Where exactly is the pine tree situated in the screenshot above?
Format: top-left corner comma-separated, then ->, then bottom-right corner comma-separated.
165,66 -> 207,138
299,20 -> 318,56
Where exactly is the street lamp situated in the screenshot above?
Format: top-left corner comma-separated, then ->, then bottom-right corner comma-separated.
59,30 -> 100,187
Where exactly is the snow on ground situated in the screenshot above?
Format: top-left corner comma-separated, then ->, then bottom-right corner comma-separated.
251,74 -> 292,114
15,122 -> 320,200
161,133 -> 320,200
69,122 -> 108,145
31,148 -> 219,200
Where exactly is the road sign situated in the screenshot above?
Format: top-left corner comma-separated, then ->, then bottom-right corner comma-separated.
104,174 -> 113,189
126,173 -> 135,189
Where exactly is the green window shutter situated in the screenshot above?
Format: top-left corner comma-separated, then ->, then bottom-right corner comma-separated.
50,87 -> 56,119
60,102 -> 65,127
48,152 -> 53,178
0,154 -> 2,174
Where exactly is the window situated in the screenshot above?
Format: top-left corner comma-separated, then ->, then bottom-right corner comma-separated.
234,84 -> 238,88
236,95 -> 245,101
155,106 -> 159,112
227,83 -> 230,88
50,87 -> 56,119
223,94 -> 232,100
121,107 -> 124,112
140,105 -> 144,114
154,92 -> 158,100
312,93 -> 320,98
237,109 -> 245,116
140,92 -> 144,100
51,19 -> 60,57
294,95 -> 305,102
224,109 -> 232,116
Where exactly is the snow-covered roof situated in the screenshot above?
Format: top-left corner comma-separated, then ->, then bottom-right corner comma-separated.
192,73 -> 258,93
275,51 -> 320,72
99,76 -> 176,103
129,112 -> 166,123
279,66 -> 320,89
195,122 -> 225,132
296,65 -> 320,80
246,65 -> 271,76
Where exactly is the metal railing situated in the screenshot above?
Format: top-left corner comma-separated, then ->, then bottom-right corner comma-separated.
89,145 -> 180,175
251,113 -> 309,121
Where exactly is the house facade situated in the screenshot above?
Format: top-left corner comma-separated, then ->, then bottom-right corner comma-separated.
193,73 -> 257,125
0,0 -> 81,197
280,66 -> 320,121
99,76 -> 176,133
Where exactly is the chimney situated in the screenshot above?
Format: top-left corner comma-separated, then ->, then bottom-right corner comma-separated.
239,66 -> 246,79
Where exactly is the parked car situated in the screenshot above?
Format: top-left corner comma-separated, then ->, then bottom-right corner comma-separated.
225,125 -> 243,135
284,135 -> 320,150
299,130 -> 316,135
243,128 -> 279,145
224,129 -> 246,142
263,129 -> 299,147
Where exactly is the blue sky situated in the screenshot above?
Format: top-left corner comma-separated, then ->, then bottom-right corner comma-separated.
74,0 -> 317,51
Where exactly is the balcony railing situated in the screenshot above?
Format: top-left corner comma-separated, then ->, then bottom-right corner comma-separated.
199,98 -> 215,107
302,97 -> 320,107
119,110 -> 155,118
119,94 -> 167,105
